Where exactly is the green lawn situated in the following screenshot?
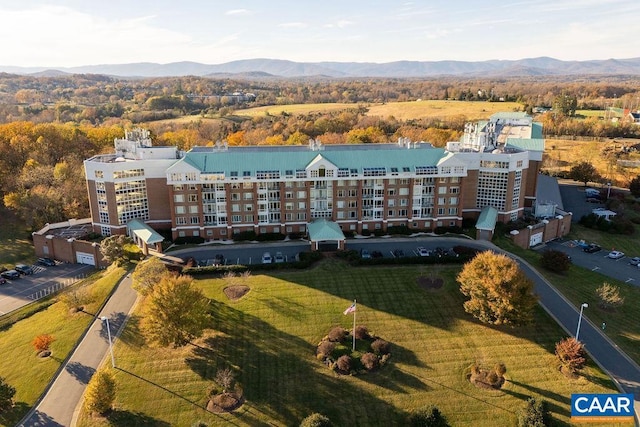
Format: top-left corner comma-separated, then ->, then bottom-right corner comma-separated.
0,266 -> 126,427
76,261 -> 616,427
0,207 -> 36,269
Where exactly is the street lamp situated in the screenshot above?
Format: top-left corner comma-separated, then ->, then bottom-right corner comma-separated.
607,182 -> 611,199
575,303 -> 589,341
100,316 -> 116,368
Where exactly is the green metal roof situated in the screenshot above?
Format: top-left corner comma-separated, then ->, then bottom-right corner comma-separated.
505,138 -> 545,152
475,206 -> 498,231
491,112 -> 531,120
127,219 -> 164,244
307,219 -> 346,241
175,144 -> 448,176
531,122 -> 543,139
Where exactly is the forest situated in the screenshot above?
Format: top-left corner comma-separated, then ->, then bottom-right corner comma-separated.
1,72 -> 640,231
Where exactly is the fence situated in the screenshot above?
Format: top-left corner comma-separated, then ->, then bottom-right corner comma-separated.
27,274 -> 88,301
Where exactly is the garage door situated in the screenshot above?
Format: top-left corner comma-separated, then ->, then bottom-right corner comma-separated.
76,252 -> 95,266
529,232 -> 543,247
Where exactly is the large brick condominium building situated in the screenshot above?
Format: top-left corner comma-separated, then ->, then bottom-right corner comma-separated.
83,112 -> 544,242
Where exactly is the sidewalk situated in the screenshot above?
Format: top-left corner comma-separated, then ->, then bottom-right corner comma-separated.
18,274 -> 138,427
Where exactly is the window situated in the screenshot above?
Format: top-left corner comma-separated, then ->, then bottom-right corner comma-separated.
94,170 -> 104,178
438,187 -> 447,194
244,193 -> 253,200
438,197 -> 446,205
175,206 -> 186,214
297,191 -> 307,199
189,205 -> 199,214
387,199 -> 395,207
231,204 -> 240,212
298,201 -> 306,209
231,193 -> 240,201
176,217 -> 187,225
387,189 -> 396,196
190,216 -> 199,224
174,194 -> 185,203
400,199 -> 408,206
450,187 -> 459,194
173,184 -> 184,191
188,194 -> 198,202
231,215 -> 241,222
448,207 -> 458,215
245,215 -> 254,222
449,197 -> 458,205
244,204 -> 253,211
399,188 -> 409,196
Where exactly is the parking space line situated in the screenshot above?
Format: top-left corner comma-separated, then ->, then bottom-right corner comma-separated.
591,266 -> 600,271
625,278 -> 635,283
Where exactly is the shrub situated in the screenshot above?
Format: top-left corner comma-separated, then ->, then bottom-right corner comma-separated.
540,249 -> 571,273
328,326 -> 347,342
300,412 -> 333,427
494,363 -> 507,377
517,397 -> 550,427
361,352 -> 379,371
336,355 -> 352,373
486,371 -> 500,386
371,338 -> 391,355
32,334 -> 55,353
215,368 -> 236,393
317,341 -> 336,357
0,377 -> 16,413
173,236 -> 205,245
354,325 -> 370,340
408,404 -> 449,427
555,337 -> 586,374
596,282 -> 625,310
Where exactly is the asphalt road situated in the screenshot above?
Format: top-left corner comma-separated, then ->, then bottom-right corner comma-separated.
0,263 -> 95,315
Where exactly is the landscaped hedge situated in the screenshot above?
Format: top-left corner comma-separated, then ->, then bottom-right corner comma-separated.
335,246 -> 479,267
182,251 -> 324,276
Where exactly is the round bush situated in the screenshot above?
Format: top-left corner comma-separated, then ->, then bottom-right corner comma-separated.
336,355 -> 352,373
371,338 -> 391,355
328,326 -> 347,342
354,325 -> 370,340
361,352 -> 379,371
300,412 -> 333,427
408,404 -> 448,427
317,341 -> 336,357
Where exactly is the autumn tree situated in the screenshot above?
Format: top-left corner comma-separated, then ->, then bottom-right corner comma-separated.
457,252 -> 537,325
100,235 -> 138,266
596,282 -> 624,310
132,257 -> 170,295
140,274 -> 210,347
215,368 -> 236,394
408,404 -> 449,427
59,285 -> 93,313
555,337 -> 586,374
83,368 -> 116,415
300,413 -> 333,427
32,334 -> 55,354
0,377 -> 16,413
569,162 -> 600,187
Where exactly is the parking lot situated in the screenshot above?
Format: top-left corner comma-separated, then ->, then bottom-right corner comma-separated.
0,262 -> 95,315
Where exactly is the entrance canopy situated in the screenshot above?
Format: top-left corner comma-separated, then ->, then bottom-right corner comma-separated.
307,219 -> 346,251
127,219 -> 165,254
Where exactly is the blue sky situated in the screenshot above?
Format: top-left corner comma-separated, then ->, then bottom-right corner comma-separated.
1,0 -> 638,67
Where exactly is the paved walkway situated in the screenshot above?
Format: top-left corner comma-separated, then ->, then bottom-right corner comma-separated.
18,274 -> 138,427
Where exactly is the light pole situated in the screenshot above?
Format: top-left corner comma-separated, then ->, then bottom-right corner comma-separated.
100,316 -> 116,368
607,182 -> 611,199
575,303 -> 588,341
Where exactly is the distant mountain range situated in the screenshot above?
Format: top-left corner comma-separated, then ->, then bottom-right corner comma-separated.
2,57 -> 640,78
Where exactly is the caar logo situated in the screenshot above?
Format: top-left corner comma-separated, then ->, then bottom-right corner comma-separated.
571,393 -> 635,423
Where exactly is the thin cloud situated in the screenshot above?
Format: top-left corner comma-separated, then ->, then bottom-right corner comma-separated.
225,9 -> 250,16
278,22 -> 308,29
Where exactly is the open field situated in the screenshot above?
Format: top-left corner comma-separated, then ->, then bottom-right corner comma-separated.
0,266 -> 126,427
76,262 -> 616,427
237,100 -> 524,121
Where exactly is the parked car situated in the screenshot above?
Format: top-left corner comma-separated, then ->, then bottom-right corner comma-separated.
628,257 -> 640,266
261,252 -> 272,264
15,264 -> 34,275
0,269 -> 20,280
0,277 -> 7,285
213,254 -> 225,265
37,257 -> 56,267
417,247 -> 430,257
607,250 -> 625,259
392,249 -> 405,258
583,244 -> 602,253
360,249 -> 371,259
274,252 -> 285,263
586,197 -> 602,203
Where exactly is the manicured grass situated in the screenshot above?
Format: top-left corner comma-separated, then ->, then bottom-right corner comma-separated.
76,261 -> 616,427
0,266 -> 126,427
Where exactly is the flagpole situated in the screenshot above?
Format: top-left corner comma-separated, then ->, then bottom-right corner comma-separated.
352,299 -> 356,351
